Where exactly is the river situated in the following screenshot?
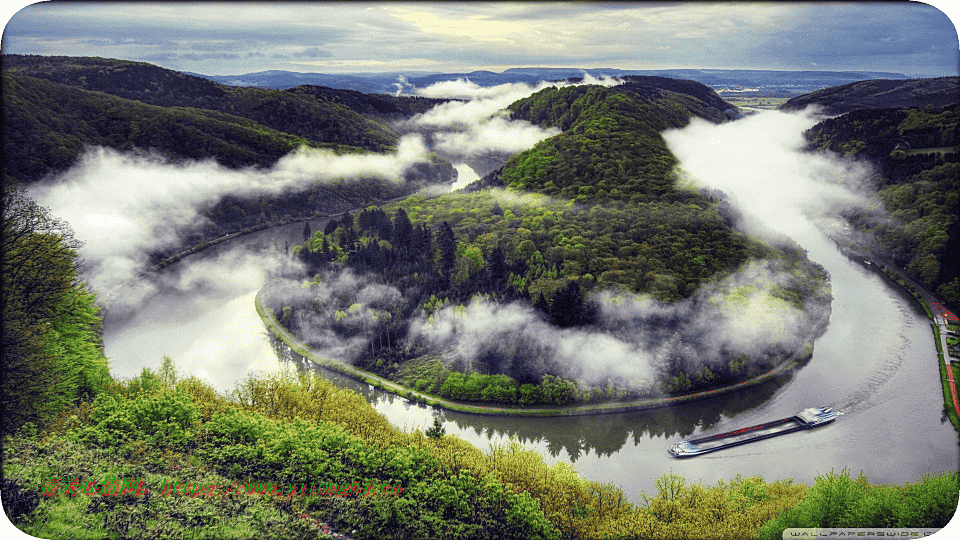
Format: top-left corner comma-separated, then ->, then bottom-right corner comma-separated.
102,151 -> 959,505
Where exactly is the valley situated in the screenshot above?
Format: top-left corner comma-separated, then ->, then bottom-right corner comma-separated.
3,50 -> 958,540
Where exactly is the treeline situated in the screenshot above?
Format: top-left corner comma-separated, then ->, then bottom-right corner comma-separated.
2,73 -> 341,182
780,76 -> 960,116
805,104 -> 960,310
2,54 -> 404,158
286,84 -> 452,120
1,182 -> 111,437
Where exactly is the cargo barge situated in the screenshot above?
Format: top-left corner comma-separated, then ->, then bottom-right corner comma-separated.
669,407 -> 838,457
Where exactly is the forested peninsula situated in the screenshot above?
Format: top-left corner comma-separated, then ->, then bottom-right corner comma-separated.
264,77 -> 832,409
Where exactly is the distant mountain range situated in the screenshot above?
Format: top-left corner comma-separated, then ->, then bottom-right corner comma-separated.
189,67 -> 909,94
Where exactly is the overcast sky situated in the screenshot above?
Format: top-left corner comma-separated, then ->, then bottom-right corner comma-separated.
1,1 -> 958,77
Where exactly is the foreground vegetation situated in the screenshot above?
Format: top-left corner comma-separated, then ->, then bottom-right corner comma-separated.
4,366 -> 957,540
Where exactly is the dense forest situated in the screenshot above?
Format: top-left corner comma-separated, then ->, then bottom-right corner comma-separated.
803,104 -> 960,310
1,55 -> 456,261
266,79 -> 832,406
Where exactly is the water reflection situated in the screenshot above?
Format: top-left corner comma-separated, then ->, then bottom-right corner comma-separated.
273,336 -> 792,461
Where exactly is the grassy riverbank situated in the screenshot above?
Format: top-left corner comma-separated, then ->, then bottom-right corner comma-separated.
877,265 -> 960,440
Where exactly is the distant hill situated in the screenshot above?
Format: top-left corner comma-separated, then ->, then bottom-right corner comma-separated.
490,77 -> 734,205
1,55 -> 457,258
1,55 -> 414,153
185,69 -> 440,93
171,64 -> 908,94
1,73 -> 345,182
409,68 -> 909,93
779,77 -> 959,115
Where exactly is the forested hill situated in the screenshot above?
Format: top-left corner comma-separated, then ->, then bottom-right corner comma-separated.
1,54 -> 457,260
1,55 -> 404,160
1,53 -> 458,180
2,73 -> 357,182
804,103 -> 959,309
779,76 -> 959,116
279,74 -> 832,402
488,77 -> 734,203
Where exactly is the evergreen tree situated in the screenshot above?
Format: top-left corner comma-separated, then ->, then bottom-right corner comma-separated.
392,208 -> 414,258
487,247 -> 507,290
549,281 -> 593,327
437,221 -> 457,279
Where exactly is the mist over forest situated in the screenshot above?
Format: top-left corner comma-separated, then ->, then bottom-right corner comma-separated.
3,42 -> 958,540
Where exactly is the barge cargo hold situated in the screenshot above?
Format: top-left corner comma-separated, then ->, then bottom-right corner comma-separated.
669,407 -> 839,458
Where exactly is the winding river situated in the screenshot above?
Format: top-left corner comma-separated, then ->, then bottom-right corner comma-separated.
103,158 -> 959,505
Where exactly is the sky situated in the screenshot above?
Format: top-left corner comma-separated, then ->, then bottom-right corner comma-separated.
1,1 -> 958,78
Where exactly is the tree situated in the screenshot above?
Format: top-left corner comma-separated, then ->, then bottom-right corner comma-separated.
437,221 -> 457,279
425,415 -> 446,439
302,221 -> 312,241
392,208 -> 414,258
549,281 -> 593,327
1,182 -> 110,435
158,355 -> 178,388
486,247 -> 507,290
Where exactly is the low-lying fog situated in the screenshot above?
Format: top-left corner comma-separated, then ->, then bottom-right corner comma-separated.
32,75 -> 621,389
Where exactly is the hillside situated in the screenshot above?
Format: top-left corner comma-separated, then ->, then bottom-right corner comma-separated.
0,54 -> 422,153
498,77 -> 734,203
1,55 -> 456,264
779,76 -> 959,115
1,73 -> 351,182
804,103 -> 960,309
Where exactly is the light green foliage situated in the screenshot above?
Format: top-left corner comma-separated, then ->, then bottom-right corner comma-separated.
1,183 -> 111,436
73,385 -> 199,453
756,469 -> 960,539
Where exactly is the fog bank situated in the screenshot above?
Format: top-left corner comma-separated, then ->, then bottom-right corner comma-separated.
28,136 -> 430,299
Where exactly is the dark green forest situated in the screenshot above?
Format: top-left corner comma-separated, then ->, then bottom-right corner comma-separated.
804,104 -> 960,309
269,79 -> 831,405
1,55 -> 456,260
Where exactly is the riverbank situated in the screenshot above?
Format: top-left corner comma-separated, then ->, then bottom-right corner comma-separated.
830,235 -> 960,440
255,287 -> 829,417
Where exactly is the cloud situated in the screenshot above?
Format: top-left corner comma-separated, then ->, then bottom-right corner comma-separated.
663,108 -> 872,244
292,47 -> 333,59
407,259 -> 823,391
261,268 -> 403,362
407,75 -> 620,157
28,136 -> 431,300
